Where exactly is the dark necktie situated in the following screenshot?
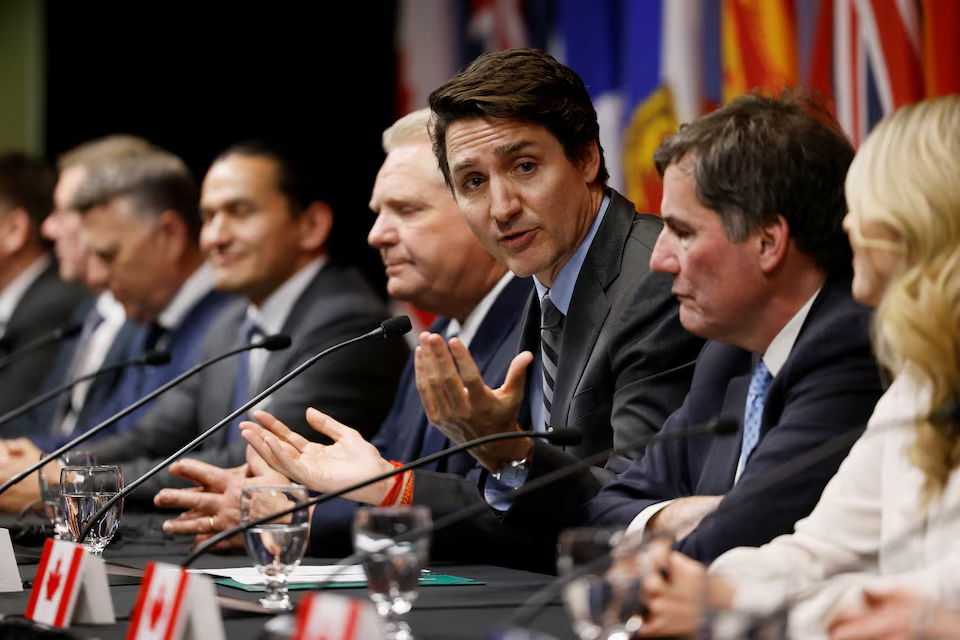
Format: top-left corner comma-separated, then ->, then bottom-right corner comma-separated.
227,317 -> 261,443
144,321 -> 169,353
540,292 -> 564,431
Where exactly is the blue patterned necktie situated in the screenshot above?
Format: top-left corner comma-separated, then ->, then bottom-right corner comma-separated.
738,360 -> 773,478
227,317 -> 261,443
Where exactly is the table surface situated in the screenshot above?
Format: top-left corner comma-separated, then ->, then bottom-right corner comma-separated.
0,512 -> 576,639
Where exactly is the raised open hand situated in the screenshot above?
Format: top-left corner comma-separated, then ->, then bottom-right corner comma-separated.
240,407 -> 395,505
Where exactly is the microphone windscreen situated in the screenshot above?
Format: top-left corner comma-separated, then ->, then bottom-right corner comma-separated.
706,416 -> 740,435
381,315 -> 413,338
142,351 -> 172,366
258,334 -> 292,351
59,322 -> 84,340
545,427 -> 582,447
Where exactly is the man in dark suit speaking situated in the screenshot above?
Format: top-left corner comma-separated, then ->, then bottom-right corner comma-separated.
240,49 -> 705,572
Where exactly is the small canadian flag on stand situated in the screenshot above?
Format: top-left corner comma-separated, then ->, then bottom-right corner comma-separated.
294,592 -> 384,640
25,539 -> 114,627
127,562 -> 225,640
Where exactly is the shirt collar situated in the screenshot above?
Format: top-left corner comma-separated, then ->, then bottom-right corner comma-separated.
762,288 -> 822,377
0,254 -> 51,333
445,271 -> 514,347
533,193 -> 610,315
156,262 -> 216,331
246,257 -> 327,336
95,290 -> 126,325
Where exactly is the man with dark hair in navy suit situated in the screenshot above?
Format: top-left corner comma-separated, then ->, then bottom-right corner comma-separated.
154,108 -> 532,553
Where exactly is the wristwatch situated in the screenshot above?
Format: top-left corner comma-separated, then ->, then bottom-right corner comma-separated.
492,456 -> 529,487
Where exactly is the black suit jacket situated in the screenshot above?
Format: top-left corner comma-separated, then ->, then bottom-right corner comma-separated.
517,189 -> 704,472
0,262 -> 85,416
89,263 -> 409,504
307,276 -> 532,556
586,271 -> 885,563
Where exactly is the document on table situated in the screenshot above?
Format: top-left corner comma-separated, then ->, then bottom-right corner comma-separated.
191,565 -> 368,585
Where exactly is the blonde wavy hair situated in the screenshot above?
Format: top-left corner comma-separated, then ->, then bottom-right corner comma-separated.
845,95 -> 960,501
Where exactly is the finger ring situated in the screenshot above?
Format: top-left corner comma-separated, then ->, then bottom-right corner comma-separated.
209,515 -> 216,533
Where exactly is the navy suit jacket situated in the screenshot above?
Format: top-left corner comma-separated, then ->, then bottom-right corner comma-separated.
307,276 -> 532,556
585,271 -> 885,563
79,289 -> 236,441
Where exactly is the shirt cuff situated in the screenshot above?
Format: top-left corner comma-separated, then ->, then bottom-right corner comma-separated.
626,499 -> 676,537
482,467 -> 530,512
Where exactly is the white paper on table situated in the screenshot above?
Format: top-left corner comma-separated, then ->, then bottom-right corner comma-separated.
189,565 -> 368,586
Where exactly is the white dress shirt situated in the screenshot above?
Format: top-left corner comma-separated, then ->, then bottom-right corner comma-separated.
0,255 -> 51,339
626,289 -> 822,535
242,258 -> 326,411
155,262 -> 217,336
709,366 -> 960,638
444,272 -> 514,348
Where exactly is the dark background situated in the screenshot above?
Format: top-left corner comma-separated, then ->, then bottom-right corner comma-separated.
44,2 -> 400,296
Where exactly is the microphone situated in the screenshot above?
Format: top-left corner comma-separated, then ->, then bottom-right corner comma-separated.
0,350 -> 171,429
0,322 -> 83,370
0,334 -> 291,499
78,317 -> 412,543
181,427 -> 584,566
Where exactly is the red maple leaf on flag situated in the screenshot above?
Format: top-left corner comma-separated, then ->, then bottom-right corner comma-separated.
45,559 -> 62,601
149,587 -> 166,629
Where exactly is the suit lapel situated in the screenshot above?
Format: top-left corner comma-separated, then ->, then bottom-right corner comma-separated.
517,290 -> 539,429
695,367 -> 754,494
551,191 -> 634,427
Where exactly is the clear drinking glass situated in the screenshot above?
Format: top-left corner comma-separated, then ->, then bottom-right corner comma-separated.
353,505 -> 432,640
558,527 -> 646,640
59,464 -> 123,556
39,451 -> 96,540
240,485 -> 309,611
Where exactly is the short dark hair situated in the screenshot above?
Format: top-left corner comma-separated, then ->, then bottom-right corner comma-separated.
72,150 -> 202,242
214,139 -> 321,217
0,152 -> 55,245
654,88 -> 855,274
428,48 -> 609,190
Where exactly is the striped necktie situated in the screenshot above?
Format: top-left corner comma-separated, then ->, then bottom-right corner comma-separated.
540,292 -> 564,431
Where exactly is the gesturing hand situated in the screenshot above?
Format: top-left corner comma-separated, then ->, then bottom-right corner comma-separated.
240,408 -> 396,505
155,447 -> 289,550
414,331 -> 533,472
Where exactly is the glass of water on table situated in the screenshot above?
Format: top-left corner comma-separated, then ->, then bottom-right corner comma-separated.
240,485 -> 310,611
353,505 -> 432,640
38,451 -> 96,540
59,464 -> 123,555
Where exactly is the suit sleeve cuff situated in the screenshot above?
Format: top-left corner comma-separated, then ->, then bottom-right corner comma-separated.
626,499 -> 676,536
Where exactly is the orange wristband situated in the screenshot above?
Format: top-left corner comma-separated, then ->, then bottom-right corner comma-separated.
378,461 -> 405,507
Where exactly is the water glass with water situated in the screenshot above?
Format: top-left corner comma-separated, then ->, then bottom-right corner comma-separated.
558,527 -> 647,640
38,451 -> 96,540
353,505 -> 432,640
240,485 -> 309,611
59,464 -> 123,556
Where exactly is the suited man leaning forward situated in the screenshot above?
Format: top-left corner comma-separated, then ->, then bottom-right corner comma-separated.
0,148 -> 236,511
4,136 -> 158,442
156,108 -> 533,556
240,49 -> 705,572
74,141 -> 408,506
